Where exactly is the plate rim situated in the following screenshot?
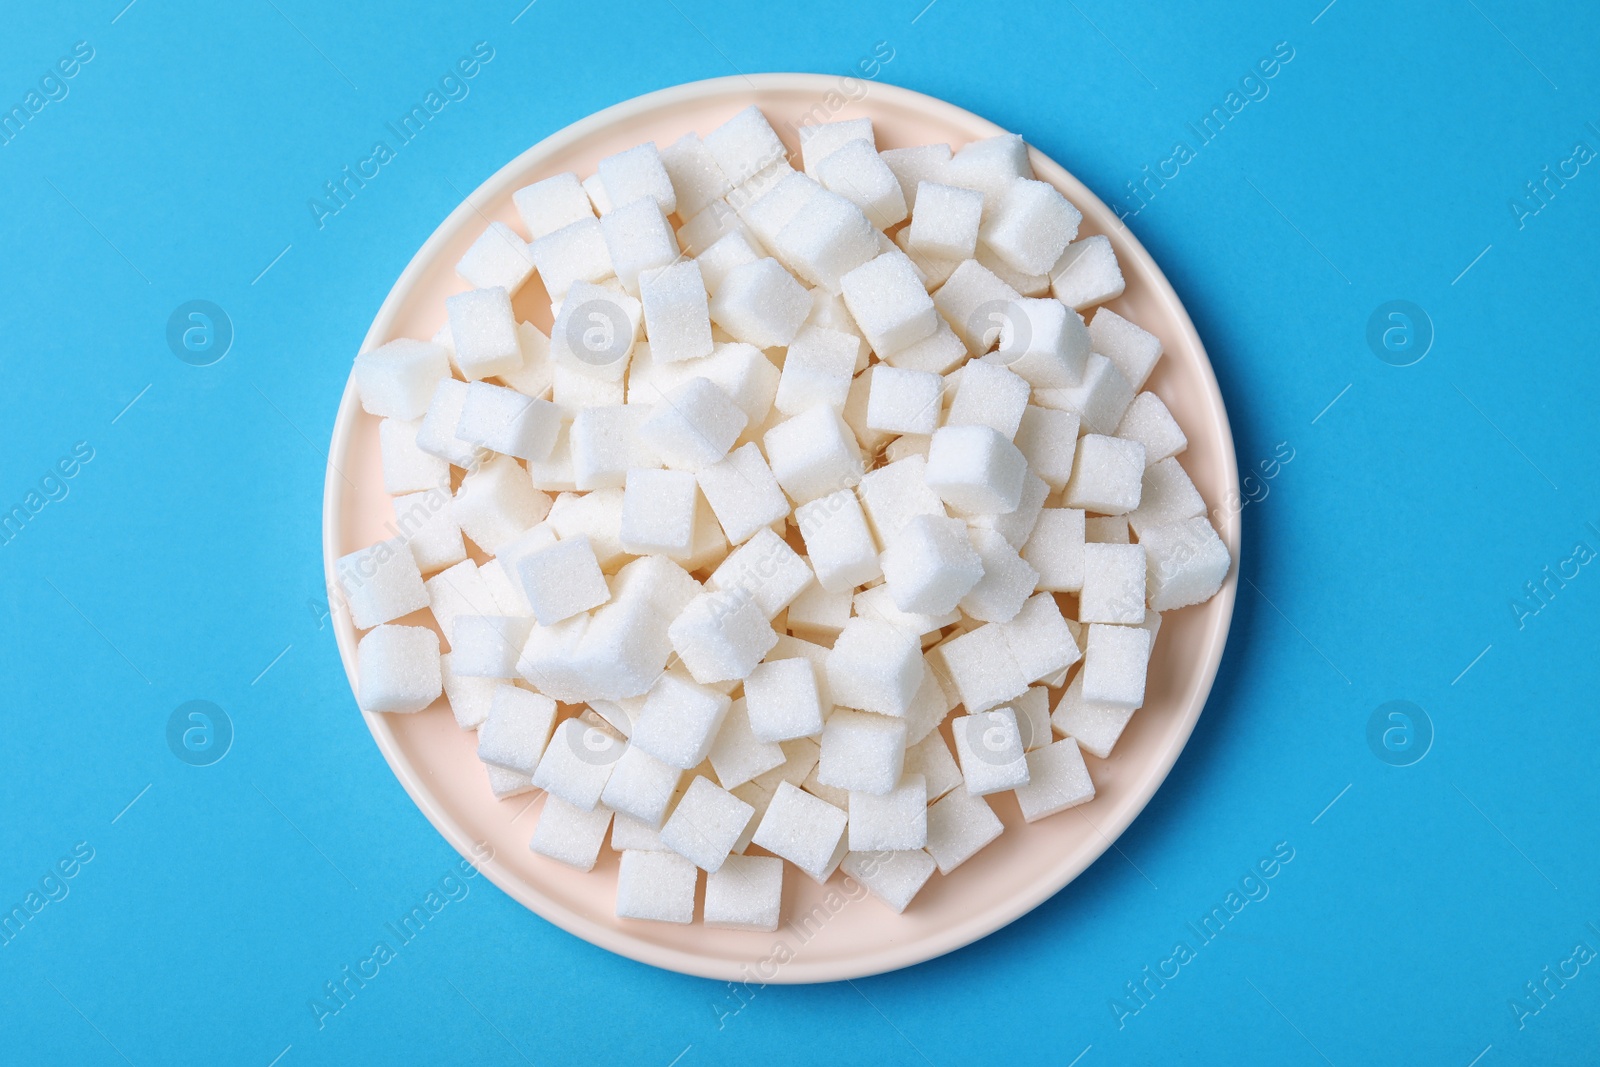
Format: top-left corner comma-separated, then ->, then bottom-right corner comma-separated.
322,71 -> 1240,984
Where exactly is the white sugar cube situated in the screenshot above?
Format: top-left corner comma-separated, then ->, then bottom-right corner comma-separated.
1065,433 -> 1145,515
694,230 -> 761,295
477,686 -> 558,774
935,261 -> 1025,358
960,527 -> 1039,623
775,325 -> 858,415
880,514 -> 983,616
763,403 -> 865,505
668,587 -> 777,683
552,362 -> 627,416
705,105 -> 789,186
610,813 -> 665,852
451,459 -> 547,556
440,652 -> 497,728
826,618 -> 924,718
451,615 -> 535,678
457,381 -> 562,461
1116,392 -> 1188,466
946,358 -> 1030,440
660,775 -> 755,871
991,296 -> 1091,388
709,697 -> 787,789
1014,739 -> 1095,821
739,170 -> 822,251
977,245 -> 1050,298
379,418 -> 449,494
865,364 -> 943,436
1082,624 -> 1151,709
515,534 -> 611,624
640,260 -> 714,364
582,172 -> 612,215
416,379 -> 484,468
640,377 -> 747,471
904,731 -> 962,801
1051,671 -> 1135,759
529,217 -> 614,300
924,787 -> 1003,874
1050,234 -> 1125,310
630,670 -> 732,770
743,657 -> 826,742
391,490 -> 465,574
456,221 -> 536,292
933,622 -> 1028,713
709,258 -> 812,348
1013,405 -> 1080,491
1079,543 -> 1148,624
598,141 -> 677,215
514,615 -> 591,702
848,773 -> 927,850
695,441 -> 790,545
486,762 -> 536,799
567,593 -> 676,699
946,133 -> 1034,202
569,404 -> 655,490
600,196 -> 677,294
999,592 -> 1082,684
880,143 -> 952,212
532,718 -> 620,810
704,853 -> 783,930
892,225 -> 962,292
854,583 -> 957,638
354,338 -> 450,420
425,559 -> 499,645
751,781 -> 848,883
1127,457 -> 1206,537
611,554 -> 702,622
795,489 -> 880,593
785,581 -> 852,642
884,317 -> 967,374
513,172 -> 595,240
980,177 -> 1081,275
924,425 -> 1026,515
840,849 -> 937,913
773,189 -> 879,293
857,455 -> 947,544
600,744 -> 684,827
530,795 -> 613,871
446,287 -> 523,381
815,138 -> 908,226
661,132 -> 732,218
968,470 -> 1047,551
1140,516 -> 1231,611
707,527 -> 813,616
619,468 -> 698,558
1022,508 -> 1086,592
677,198 -> 745,256
798,118 -> 874,174
546,487 -> 627,568
1034,352 -> 1133,435
910,182 -> 984,260
1089,307 -> 1163,390
1011,686 -> 1052,751
952,707 -> 1030,795
615,848 -> 698,923
356,624 -> 441,713
338,538 -> 430,630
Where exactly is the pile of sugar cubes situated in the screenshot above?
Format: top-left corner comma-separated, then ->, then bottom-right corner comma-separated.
342,106 -> 1231,928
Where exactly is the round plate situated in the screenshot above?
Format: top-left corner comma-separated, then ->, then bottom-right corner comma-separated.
322,74 -> 1239,983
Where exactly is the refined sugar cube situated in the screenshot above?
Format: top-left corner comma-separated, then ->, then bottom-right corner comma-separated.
818,709 -> 908,795
600,744 -> 684,827
338,538 -> 430,630
477,686 -> 558,774
446,287 -> 523,380
775,325 -> 858,415
1090,307 -> 1163,391
751,781 -> 848,883
531,718 -> 620,810
904,730 -> 963,801
773,189 -> 879,293
815,138 -> 908,226
600,196 -> 678,294
910,182 -> 984,260
529,217 -> 614,301
705,105 -> 789,186
677,198 -> 745,257
530,795 -> 613,871
619,468 -> 698,558
567,595 -> 676,701
457,221 -> 537,292
457,381 -> 562,461
924,787 -> 1004,874
786,581 -> 852,642
763,403 -> 865,505
999,592 -> 1082,684
598,141 -> 677,215
801,762 -> 850,810
668,587 -> 777,683
1116,392 -> 1188,466
582,172 -> 613,215
425,559 -> 499,644
880,514 -> 983,616
952,707 -> 1030,795
451,614 -> 535,677
924,425 -> 1027,515
991,296 -> 1091,388
865,364 -> 943,436
631,670 -> 733,769
799,118 -> 874,174
440,652 -> 497,728
884,317 -> 967,374
546,488 -> 627,568
391,490 -> 465,574
857,455 -> 947,543
1127,457 -> 1206,537
615,849 -> 698,923
661,132 -> 732,218
1082,624 -> 1151,709
694,230 -> 762,296
826,618 -> 924,718
945,133 -> 1034,204
640,260 -> 714,364
854,583 -> 957,638
933,622 -> 1028,713
453,454 -> 552,553
669,342 -> 779,427
354,338 -> 450,421
1013,405 -> 1080,491
513,172 -> 595,240
1022,508 -> 1086,592
840,849 -> 937,913
486,762 -> 536,799
980,177 -> 1081,275
379,418 -> 449,494
660,775 -> 755,871
840,251 -> 937,357
1011,686 -> 1052,751
795,489 -> 880,593
703,853 -> 783,930
960,527 -> 1039,623
968,470 -> 1047,550
1014,739 -> 1095,821
1051,672 -> 1135,759
708,527 -> 813,616
1079,543 -> 1148,624
1035,352 -> 1134,436
573,400 -> 660,492
1140,516 -> 1231,611
744,657 -> 826,742
515,534 -> 611,624
880,143 -> 952,212
515,614 -> 592,702
695,442 -> 790,545
357,624 -> 441,713
549,284 -> 644,384
709,258 -> 812,349
848,774 -> 927,850
739,170 -> 822,251
903,659 -> 959,746
1050,234 -> 1125,310
640,377 -> 747,471
946,358 -> 1030,439
977,245 -> 1050,298
416,379 -> 485,468
610,812 -> 665,852
1064,434 -> 1145,514
526,423 -> 576,493
709,698 -> 787,788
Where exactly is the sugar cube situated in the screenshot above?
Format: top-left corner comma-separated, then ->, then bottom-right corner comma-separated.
1086,515 -> 1129,543
416,379 -> 485,468
840,849 -> 937,913
924,425 -> 1027,515
630,670 -> 732,770
977,245 -> 1050,298
338,538 -> 430,630
546,487 -> 628,568
879,143 -> 952,212
515,534 -> 611,624
600,744 -> 684,828
1127,457 -> 1206,537
884,317 -> 967,374
904,730 -> 963,801
477,686 -> 558,774
354,338 -> 450,421
705,106 -> 790,186
598,142 -> 677,216
1010,685 -> 1052,752
451,615 -> 535,678
456,381 -> 562,461
1140,516 -> 1231,611
615,848 -> 698,923
826,618 -> 924,718
660,133 -> 732,218
848,774 -> 927,850
798,118 -> 874,173
1012,406 -> 1079,492
1089,307 -> 1163,391
924,787 -> 1004,874
532,718 -> 621,810
390,490 -> 465,574
946,134 -> 1034,203
838,252 -> 937,359
960,527 -> 1039,623
446,287 -> 523,381
1064,434 -> 1145,515
486,762 -> 536,799
440,652 -> 497,728
356,624 -> 441,713
952,707 -> 1030,795
739,170 -> 822,251
743,657 -> 827,742
619,468 -> 698,558
1020,508 -> 1085,592
659,775 -> 755,871
786,581 -> 852,641
668,587 -> 777,683
600,196 -> 677,294
452,455 -> 552,553
991,296 -> 1090,388
378,418 -> 449,495
854,584 -> 957,639
1034,352 -> 1134,436
1014,739 -> 1095,822
640,377 -> 747,471
707,527 -> 813,616
703,853 -> 783,930
879,514 -> 983,615
529,795 -> 613,871
1050,234 -> 1124,310
946,358 -> 1030,439
751,781 -> 848,883
818,708 -> 909,797
457,221 -> 537,292
763,403 -> 865,505
529,217 -> 614,300
795,489 -> 880,593
709,258 -> 812,348
864,364 -> 943,436
512,172 -> 595,240
710,698 -> 788,789
1115,392 -> 1187,466
856,455 -> 947,544
999,592 -> 1082,684
910,182 -> 984,260
640,260 -> 714,364
695,442 -> 790,545
933,622 -> 1029,713
815,138 -> 908,227
1081,624 -> 1150,709
570,403 -> 657,490
515,615 -> 592,702
979,177 -> 1081,275
425,559 -> 499,644
1051,672 -> 1135,759
775,325 -> 858,415
773,189 -> 879,293
1079,543 -> 1148,624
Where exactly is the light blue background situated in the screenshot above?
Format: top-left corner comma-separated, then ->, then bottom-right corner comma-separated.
2,1 -> 1596,1063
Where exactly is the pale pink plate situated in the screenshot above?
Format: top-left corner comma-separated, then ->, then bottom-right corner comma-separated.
322,74 -> 1239,983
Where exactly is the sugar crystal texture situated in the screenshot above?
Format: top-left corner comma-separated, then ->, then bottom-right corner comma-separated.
924,787 -> 1004,874
1013,739 -> 1096,821
703,853 -> 783,930
357,625 -> 441,714
659,775 -> 755,871
530,795 -> 613,871
750,781 -> 848,883
615,849 -> 698,923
